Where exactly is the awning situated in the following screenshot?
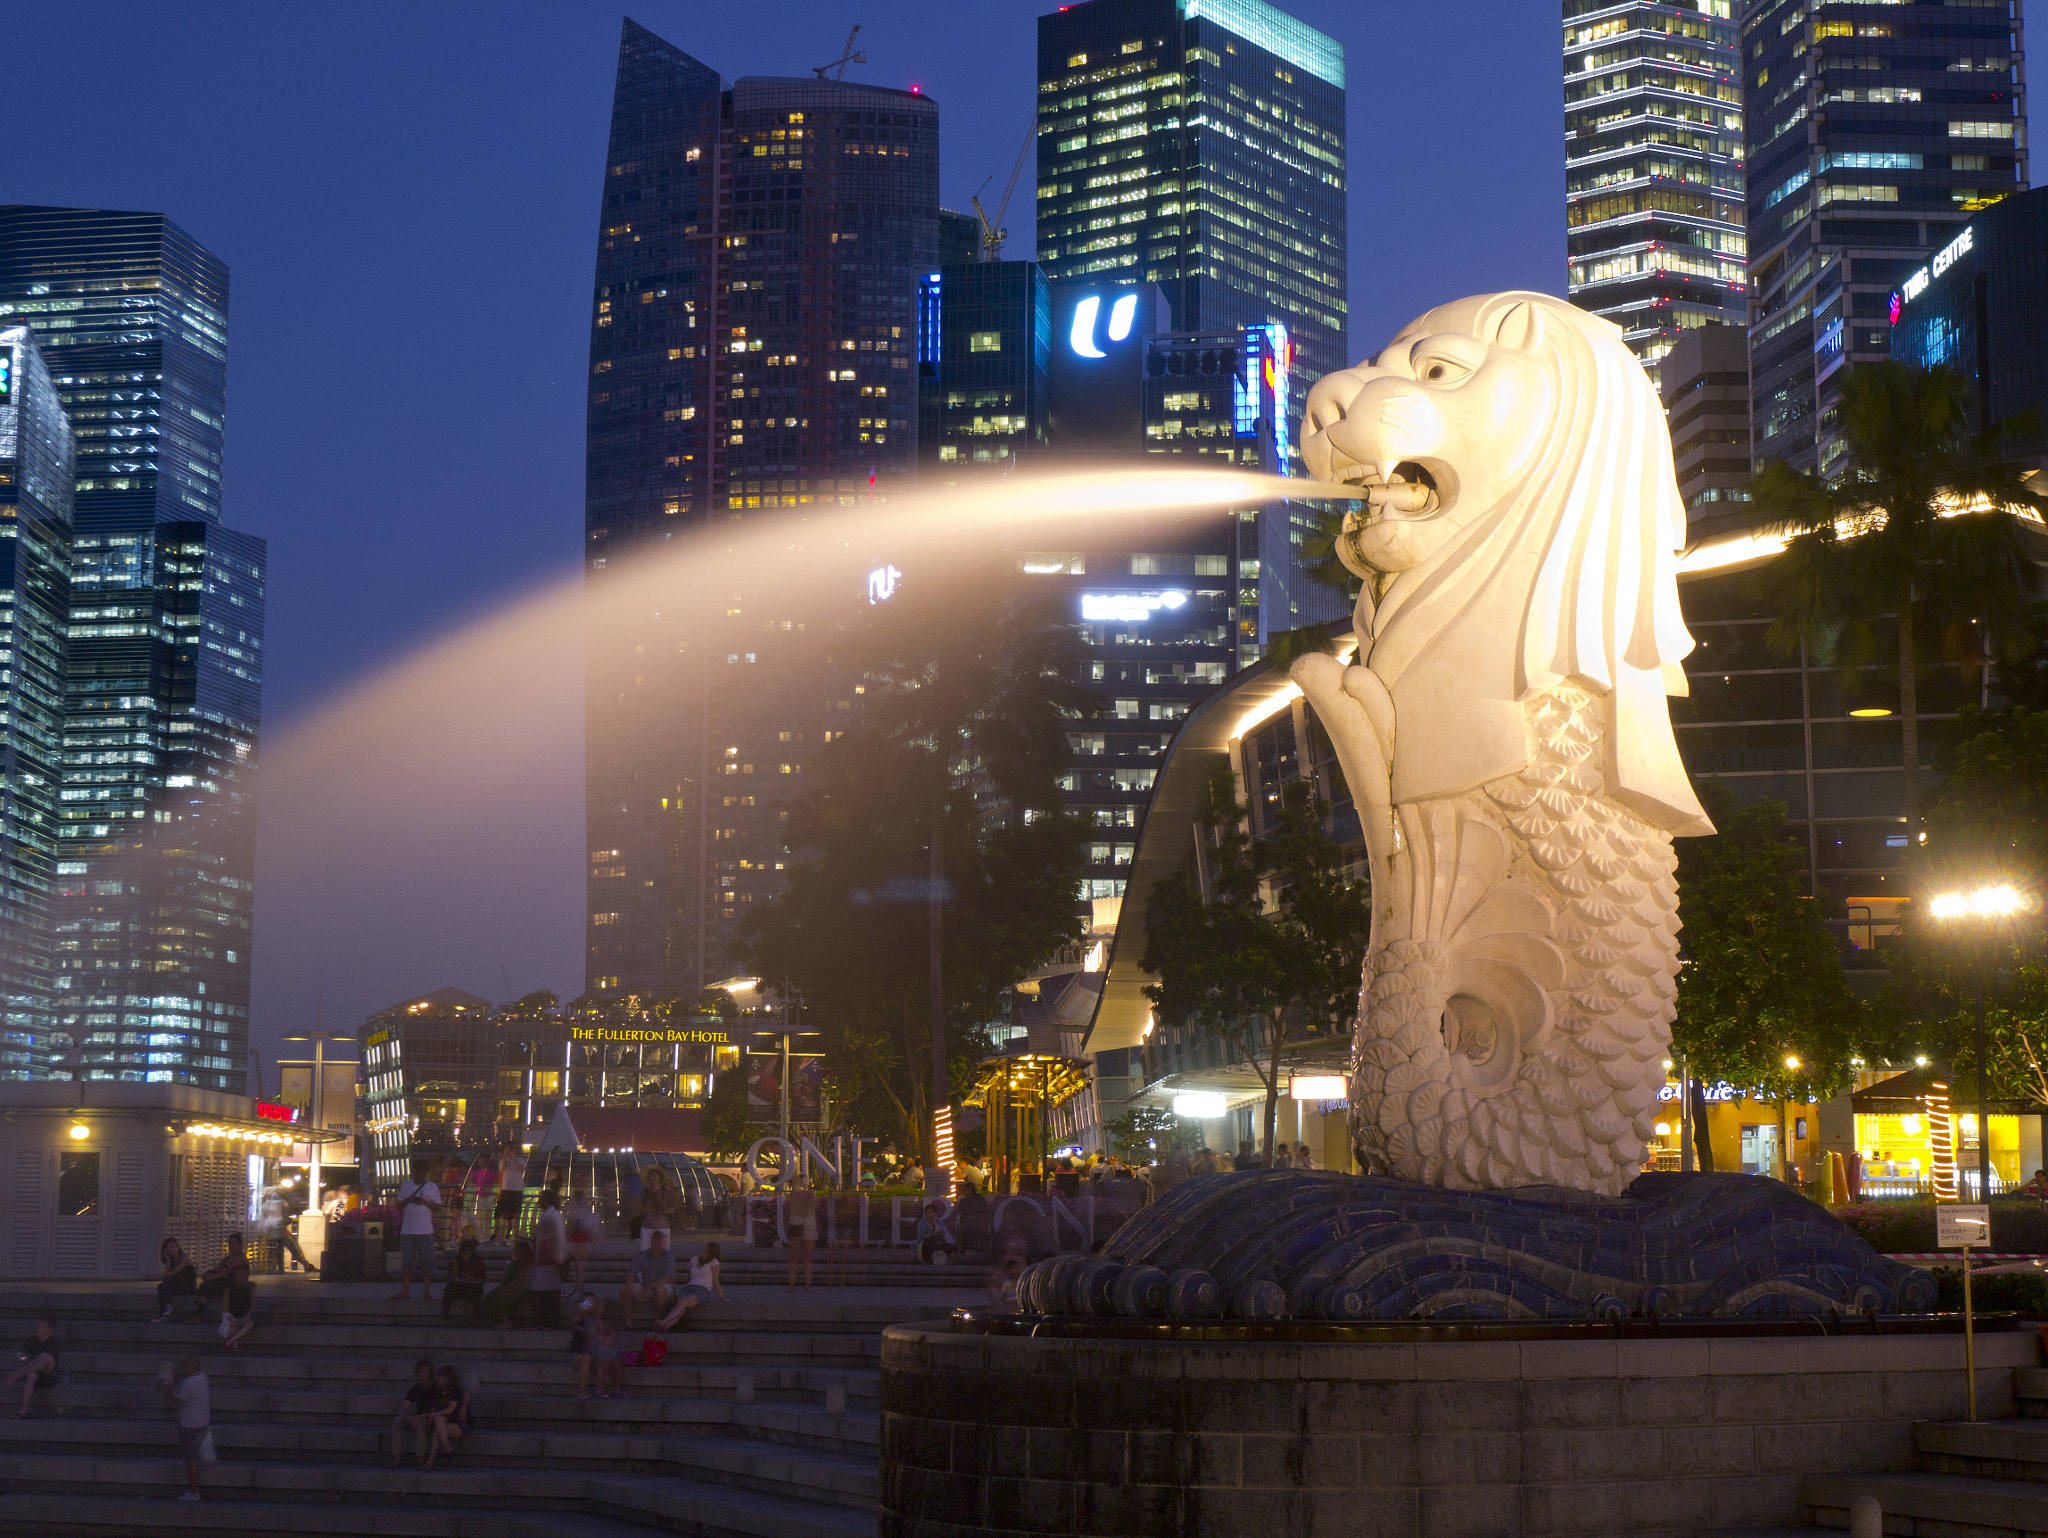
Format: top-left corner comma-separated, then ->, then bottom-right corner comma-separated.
1851,1065 -> 2045,1116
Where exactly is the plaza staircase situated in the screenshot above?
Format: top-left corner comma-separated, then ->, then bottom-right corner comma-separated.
1711,1367 -> 2048,1536
0,1273 -> 979,1537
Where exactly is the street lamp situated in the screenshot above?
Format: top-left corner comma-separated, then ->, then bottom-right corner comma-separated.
1929,884 -> 2028,1200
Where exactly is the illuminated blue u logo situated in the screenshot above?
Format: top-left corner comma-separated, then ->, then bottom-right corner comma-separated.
1068,293 -> 1139,358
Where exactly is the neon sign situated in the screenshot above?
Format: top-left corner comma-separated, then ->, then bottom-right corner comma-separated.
1899,225 -> 1974,308
1080,591 -> 1187,622
1068,293 -> 1139,358
867,564 -> 901,604
254,1101 -> 298,1123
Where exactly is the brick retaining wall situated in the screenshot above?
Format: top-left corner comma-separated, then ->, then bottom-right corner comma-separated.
878,1323 -> 2038,1537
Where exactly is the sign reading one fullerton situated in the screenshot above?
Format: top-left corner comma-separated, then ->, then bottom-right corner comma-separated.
569,1025 -> 733,1046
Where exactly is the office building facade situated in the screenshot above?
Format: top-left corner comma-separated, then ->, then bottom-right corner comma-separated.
360,988 -> 501,1192
1563,0 -> 1747,387
916,260 -> 1052,483
583,21 -> 940,998
1035,0 -> 1347,435
1660,322 -> 1755,531
0,327 -> 74,1078
1742,0 -> 2028,478
0,207 -> 265,1091
1889,183 -> 2048,460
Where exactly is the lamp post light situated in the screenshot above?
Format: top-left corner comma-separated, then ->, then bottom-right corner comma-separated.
1929,884 -> 2026,1201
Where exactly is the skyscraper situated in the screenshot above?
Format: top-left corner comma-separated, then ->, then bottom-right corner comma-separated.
0,326 -> 74,1078
583,21 -> 939,998
1035,0 -> 1347,423
1743,0 -> 2028,477
0,207 -> 265,1090
1563,1 -> 1747,387
1035,0 -> 1346,648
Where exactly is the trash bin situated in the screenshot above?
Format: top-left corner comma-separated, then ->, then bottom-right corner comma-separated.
321,1220 -> 386,1282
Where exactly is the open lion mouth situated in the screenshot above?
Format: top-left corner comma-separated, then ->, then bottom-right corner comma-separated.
1329,458 -> 1453,518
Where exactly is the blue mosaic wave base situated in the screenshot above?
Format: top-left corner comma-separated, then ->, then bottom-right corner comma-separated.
1017,1170 -> 1935,1321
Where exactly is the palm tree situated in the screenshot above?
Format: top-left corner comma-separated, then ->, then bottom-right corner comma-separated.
1752,362 -> 2044,829
859,568 -> 1096,1178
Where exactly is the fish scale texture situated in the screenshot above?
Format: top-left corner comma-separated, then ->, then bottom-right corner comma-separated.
1353,683 -> 1681,1196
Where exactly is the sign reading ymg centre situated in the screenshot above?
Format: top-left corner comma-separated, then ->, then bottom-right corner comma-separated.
570,1025 -> 733,1046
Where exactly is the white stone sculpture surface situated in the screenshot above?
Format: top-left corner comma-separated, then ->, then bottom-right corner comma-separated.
1291,291 -> 1713,1197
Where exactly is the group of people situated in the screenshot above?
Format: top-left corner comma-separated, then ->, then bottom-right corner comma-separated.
154,1235 -> 257,1351
390,1358 -> 472,1468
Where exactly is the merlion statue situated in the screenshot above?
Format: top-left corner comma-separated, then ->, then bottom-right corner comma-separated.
1290,291 -> 1713,1197
1010,292 -> 1935,1320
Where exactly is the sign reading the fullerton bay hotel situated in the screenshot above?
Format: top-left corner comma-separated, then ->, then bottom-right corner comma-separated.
569,1025 -> 732,1046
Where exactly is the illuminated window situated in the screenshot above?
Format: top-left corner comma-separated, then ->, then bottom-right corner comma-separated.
969,331 -> 1002,352
1068,52 -> 1088,67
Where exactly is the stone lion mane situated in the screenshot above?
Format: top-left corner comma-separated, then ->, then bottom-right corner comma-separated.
1356,291 -> 1709,837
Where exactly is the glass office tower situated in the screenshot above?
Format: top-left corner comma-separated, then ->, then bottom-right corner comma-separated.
916,261 -> 1053,485
1563,1 -> 1747,388
0,327 -> 74,1078
1743,0 -> 2028,477
1035,0 -> 1347,431
0,207 -> 265,1091
583,22 -> 940,998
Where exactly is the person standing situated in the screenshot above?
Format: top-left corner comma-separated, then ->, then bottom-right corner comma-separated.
1295,1142 -> 1314,1171
565,1191 -> 599,1292
530,1190 -> 566,1327
784,1178 -> 818,1290
637,1167 -> 680,1253
391,1159 -> 443,1303
491,1142 -> 525,1243
164,1355 -> 211,1500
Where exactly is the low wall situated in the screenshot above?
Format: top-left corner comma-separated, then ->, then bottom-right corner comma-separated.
879,1321 -> 2037,1538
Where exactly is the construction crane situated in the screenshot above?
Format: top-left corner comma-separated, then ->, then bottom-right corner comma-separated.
812,25 -> 866,81
971,112 -> 1036,261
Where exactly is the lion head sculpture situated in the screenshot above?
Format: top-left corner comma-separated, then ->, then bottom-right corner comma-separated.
1302,291 -> 1709,836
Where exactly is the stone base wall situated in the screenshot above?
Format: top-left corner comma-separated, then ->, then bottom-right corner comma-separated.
879,1324 -> 2037,1538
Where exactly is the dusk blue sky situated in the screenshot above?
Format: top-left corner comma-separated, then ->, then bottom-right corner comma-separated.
7,2 -> 1564,1064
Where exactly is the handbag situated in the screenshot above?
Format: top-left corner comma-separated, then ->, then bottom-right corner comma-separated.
198,1429 -> 218,1464
639,1335 -> 669,1367
216,1313 -> 232,1340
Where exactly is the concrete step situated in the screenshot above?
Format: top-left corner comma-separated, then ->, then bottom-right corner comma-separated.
31,1393 -> 879,1453
4,1395 -> 878,1458
1919,1419 -> 2048,1482
0,1482 -> 875,1538
1805,1470 -> 2048,1534
2017,1367 -> 2048,1418
0,1441 -> 877,1515
43,1367 -> 880,1421
46,1332 -> 890,1378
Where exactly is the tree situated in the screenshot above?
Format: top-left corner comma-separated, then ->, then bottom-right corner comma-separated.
735,719 -> 1088,1164
1102,1106 -> 1202,1164
856,568 -> 1098,1176
1672,782 -> 1864,1169
1142,765 -> 1370,1161
1866,704 -> 2048,1109
1752,361 -> 2045,829
701,1067 -> 751,1161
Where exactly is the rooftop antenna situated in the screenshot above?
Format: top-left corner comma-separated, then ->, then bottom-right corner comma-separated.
813,24 -> 866,81
972,112 -> 1036,261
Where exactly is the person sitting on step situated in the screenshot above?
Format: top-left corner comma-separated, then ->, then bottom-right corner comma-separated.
656,1241 -> 725,1330
2,1318 -> 57,1418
